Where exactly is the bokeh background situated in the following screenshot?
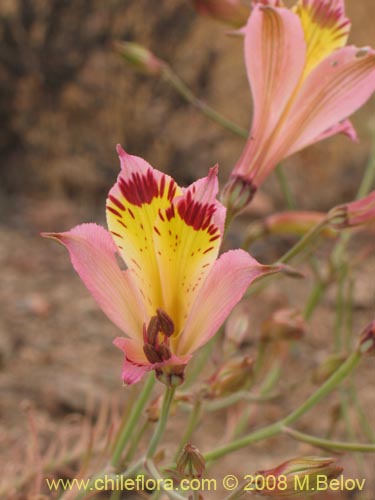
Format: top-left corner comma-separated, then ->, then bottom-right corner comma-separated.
1,1 -> 374,498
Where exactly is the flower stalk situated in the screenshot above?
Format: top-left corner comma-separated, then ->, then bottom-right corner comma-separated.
146,386 -> 176,459
111,373 -> 155,468
283,427 -> 375,453
204,349 -> 362,462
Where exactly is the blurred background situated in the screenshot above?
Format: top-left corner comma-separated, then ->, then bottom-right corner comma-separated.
0,1 -> 374,498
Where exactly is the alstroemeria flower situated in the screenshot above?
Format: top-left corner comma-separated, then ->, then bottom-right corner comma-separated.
43,146 -> 283,385
223,0 -> 375,214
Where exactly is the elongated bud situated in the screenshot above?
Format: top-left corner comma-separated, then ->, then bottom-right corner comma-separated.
192,0 -> 250,27
328,191 -> 375,230
357,320 -> 375,355
157,308 -> 175,337
176,443 -> 205,478
261,308 -> 305,342
209,356 -> 254,397
255,456 -> 343,497
112,41 -> 164,76
221,175 -> 257,218
311,353 -> 347,384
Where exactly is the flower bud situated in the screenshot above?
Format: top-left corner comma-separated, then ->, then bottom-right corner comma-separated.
192,0 -> 250,27
112,41 -> 164,76
221,175 -> 257,217
328,191 -> 375,230
357,320 -> 375,355
255,456 -> 343,497
176,443 -> 205,478
264,211 -> 331,237
311,353 -> 347,384
209,356 -> 254,397
261,308 -> 305,342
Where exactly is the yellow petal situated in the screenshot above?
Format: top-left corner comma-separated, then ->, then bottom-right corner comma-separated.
294,0 -> 351,76
153,187 -> 222,338
106,151 -> 182,317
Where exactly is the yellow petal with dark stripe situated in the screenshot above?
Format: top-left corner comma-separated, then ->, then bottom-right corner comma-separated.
294,0 -> 351,76
106,151 -> 182,318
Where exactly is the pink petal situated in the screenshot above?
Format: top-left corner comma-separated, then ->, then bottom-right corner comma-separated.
308,119 -> 358,147
120,358 -> 150,385
42,224 -> 146,340
234,4 -> 306,180
113,337 -> 189,385
281,46 -> 375,156
176,250 -> 283,356
113,337 -> 151,384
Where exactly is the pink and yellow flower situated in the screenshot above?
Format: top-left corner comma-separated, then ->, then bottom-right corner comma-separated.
43,147 -> 282,385
223,0 -> 375,214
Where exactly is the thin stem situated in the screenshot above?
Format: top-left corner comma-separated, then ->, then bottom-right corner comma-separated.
356,132 -> 375,199
146,385 -> 176,459
111,373 -> 155,468
334,265 -> 347,351
162,65 -> 248,139
283,427 -> 375,453
348,382 -> 375,443
145,459 -> 186,500
340,387 -> 365,473
183,336 -> 216,389
124,419 -> 150,463
204,350 -> 361,462
205,391 -> 280,412
278,218 -> 329,264
303,280 -> 328,320
233,361 -> 282,438
175,399 -> 202,459
275,164 -> 296,209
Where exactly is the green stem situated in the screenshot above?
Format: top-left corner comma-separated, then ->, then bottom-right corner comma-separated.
348,382 -> 375,443
303,280 -> 328,320
205,391 -> 280,412
356,132 -> 375,199
145,459 -> 186,500
275,164 -> 296,209
124,419 -> 150,463
175,399 -> 202,459
183,335 -> 216,389
334,265 -> 347,351
233,361 -> 282,438
146,385 -> 176,459
111,373 -> 155,468
283,427 -> 375,453
162,65 -> 247,139
278,218 -> 329,264
204,350 -> 361,462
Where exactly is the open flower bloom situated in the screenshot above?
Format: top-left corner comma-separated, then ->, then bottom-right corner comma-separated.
223,0 -> 375,213
43,146 -> 284,385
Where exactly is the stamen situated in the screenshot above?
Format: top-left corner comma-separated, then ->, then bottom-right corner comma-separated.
143,344 -> 163,363
156,308 -> 175,337
146,316 -> 160,345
